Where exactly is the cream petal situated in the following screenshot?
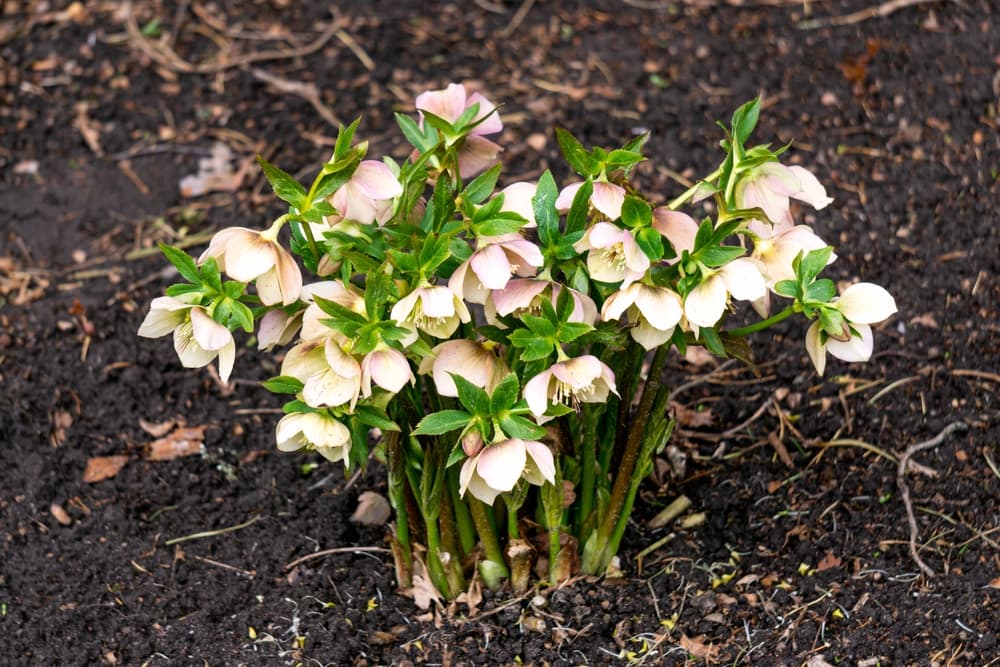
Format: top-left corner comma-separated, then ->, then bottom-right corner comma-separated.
459,456 -> 477,498
524,440 -> 556,485
563,287 -> 598,325
634,285 -> 683,331
600,284 -> 639,322
465,469 -> 503,505
432,340 -> 492,397
190,307 -> 232,351
466,92 -> 503,136
368,349 -> 414,393
630,320 -> 674,350
324,338 -> 361,378
476,439 -> 526,492
591,182 -> 625,220
551,356 -> 602,390
720,259 -> 767,301
523,369 -> 553,417
173,321 -> 217,369
448,259 -> 490,305
273,247 -> 303,305
303,370 -> 358,408
587,251 -> 625,284
491,279 -> 547,316
471,244 -> 513,290
804,321 -> 827,376
416,82 -> 467,123
498,182 -> 537,226
216,339 -> 235,383
275,414 -> 309,452
420,286 -> 458,318
835,283 -> 897,324
302,412 -> 351,450
137,297 -> 189,338
788,165 -> 833,210
254,267 -> 284,306
257,309 -> 301,351
826,324 -> 874,363
224,233 -> 276,282
652,208 -> 698,255
281,342 -> 325,379
389,290 -> 421,325
684,275 -> 728,328
502,238 -> 544,269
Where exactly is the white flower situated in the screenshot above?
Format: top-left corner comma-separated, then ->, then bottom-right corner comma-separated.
257,309 -> 302,351
652,208 -> 698,259
418,339 -> 508,398
448,238 -> 543,304
281,338 -> 362,410
573,222 -> 650,287
683,259 -> 767,329
487,279 -> 598,327
752,225 -> 834,286
524,355 -> 618,419
199,227 -> 302,306
601,283 -> 684,350
275,412 -> 352,465
496,181 -> 538,227
361,346 -> 415,397
138,297 -> 236,382
390,285 -> 471,339
735,163 -> 833,230
459,438 -> 556,505
804,282 -> 897,375
328,160 -> 403,226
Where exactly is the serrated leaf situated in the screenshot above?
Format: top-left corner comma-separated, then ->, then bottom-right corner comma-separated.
635,226 -> 664,262
452,374 -> 491,416
159,244 -> 202,285
534,170 -> 559,247
463,162 -> 502,205
263,375 -> 305,395
411,410 -> 472,436
699,245 -> 745,268
256,156 -> 306,209
521,313 -> 556,337
558,321 -> 593,343
499,414 -> 547,441
555,128 -> 599,176
490,373 -> 521,413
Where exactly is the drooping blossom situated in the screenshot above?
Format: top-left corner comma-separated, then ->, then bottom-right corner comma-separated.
652,208 -> 698,259
390,284 -> 471,339
735,163 -> 833,231
804,282 -> 897,376
487,279 -> 598,327
138,297 -> 235,382
299,280 -> 366,342
556,180 -> 625,221
275,412 -> 352,465
448,237 -> 543,304
573,222 -> 650,287
601,283 -> 684,350
683,258 -> 767,329
524,355 -> 618,419
415,82 -> 502,178
459,438 -> 556,505
497,181 -> 538,227
281,338 -> 362,410
257,308 -> 303,351
199,226 -> 302,306
361,346 -> 415,397
328,160 -> 403,226
751,226 -> 833,287
418,339 -> 509,398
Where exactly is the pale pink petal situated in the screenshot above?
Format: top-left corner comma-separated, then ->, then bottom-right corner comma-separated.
257,309 -> 301,350
551,355 -> 602,390
491,279 -> 547,316
465,467 -> 503,505
431,340 -> 493,397
458,136 -> 502,179
836,283 -> 897,324
561,287 -> 598,325
684,274 -> 728,328
524,440 -> 556,485
368,348 -> 414,394
190,307 -> 232,351
459,456 -> 478,498
273,246 -> 303,305
600,284 -> 639,322
471,244 -> 513,290
633,285 -> 683,331
476,439 -> 526,492
498,182 -> 537,226
591,181 -> 625,220
216,339 -> 235,383
416,82 -> 467,123
804,321 -> 827,376
501,238 -> 544,269
826,324 -> 874,363
353,160 -> 403,200
630,320 -> 674,350
788,165 -> 833,210
466,92 -> 502,136
448,258 -> 490,305
138,297 -> 189,338
720,258 -> 767,301
555,182 -> 584,213
332,182 -> 379,225
652,209 -> 698,255
325,338 -> 362,379
585,222 -> 625,250
523,369 -> 553,417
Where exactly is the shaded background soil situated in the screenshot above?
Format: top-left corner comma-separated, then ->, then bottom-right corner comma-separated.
1,1 -> 998,665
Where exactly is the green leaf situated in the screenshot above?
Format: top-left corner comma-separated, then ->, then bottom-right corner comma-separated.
395,112 -> 435,152
555,128 -> 599,176
230,300 -> 255,333
256,155 -> 306,209
798,247 -> 834,282
774,279 -> 800,298
264,375 -> 305,394
463,162 -> 502,205
452,375 -> 491,416
412,410 -> 472,436
333,117 -> 362,161
490,373 -> 521,413
159,244 -> 202,285
620,195 -> 652,229
732,98 -> 761,146
693,218 -> 715,251
533,170 -> 559,247
282,399 -> 314,414
200,257 -> 223,292
698,245 -> 745,268
605,149 -> 645,173
165,283 -> 203,298
499,414 -> 547,441
700,327 -> 725,357
473,214 -> 525,238
313,295 -> 367,325
635,226 -> 664,262
565,179 -> 593,234
805,278 -> 836,303
521,314 -> 556,337
519,338 -> 555,363
557,321 -> 593,343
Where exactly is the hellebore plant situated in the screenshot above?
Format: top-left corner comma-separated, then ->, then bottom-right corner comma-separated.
139,86 -> 896,600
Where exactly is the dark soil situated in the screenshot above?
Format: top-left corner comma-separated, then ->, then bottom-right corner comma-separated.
2,1 -> 998,665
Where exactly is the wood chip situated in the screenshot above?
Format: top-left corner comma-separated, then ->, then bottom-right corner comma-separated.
147,426 -> 206,461
350,491 -> 392,526
83,455 -> 129,483
50,503 -> 72,526
139,417 -> 177,438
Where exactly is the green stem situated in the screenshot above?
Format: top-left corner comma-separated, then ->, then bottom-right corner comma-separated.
424,516 -> 452,599
448,467 -> 476,557
437,479 -> 467,594
384,431 -> 412,588
727,305 -> 795,337
468,498 -> 509,588
666,165 -> 723,210
506,501 -> 520,539
576,406 -> 600,537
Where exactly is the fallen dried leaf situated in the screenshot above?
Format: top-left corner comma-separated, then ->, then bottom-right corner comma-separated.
83,455 -> 129,483
147,426 -> 205,461
670,401 -> 714,428
988,576 -> 1000,590
50,409 -> 73,447
350,491 -> 392,526
139,417 -> 177,438
50,503 -> 72,526
679,634 -> 720,660
816,551 -> 842,572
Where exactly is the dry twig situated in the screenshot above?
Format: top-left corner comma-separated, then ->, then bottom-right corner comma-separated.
896,421 -> 968,578
798,0 -> 949,29
284,546 -> 393,570
250,68 -> 343,128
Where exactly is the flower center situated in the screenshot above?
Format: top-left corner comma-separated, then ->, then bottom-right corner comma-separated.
599,242 -> 627,270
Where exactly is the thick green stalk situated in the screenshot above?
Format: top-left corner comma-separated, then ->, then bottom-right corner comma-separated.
576,406 -> 600,537
424,517 -> 452,599
582,345 -> 670,574
384,431 -> 412,588
468,498 -> 509,588
437,480 -> 467,594
727,305 -> 795,337
666,165 -> 723,210
448,468 -> 476,557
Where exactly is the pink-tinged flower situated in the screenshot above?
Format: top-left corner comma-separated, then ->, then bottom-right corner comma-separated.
361,346 -> 414,397
416,82 -> 502,178
275,412 -> 352,465
418,339 -> 509,397
138,297 -> 236,382
497,182 -> 538,228
735,163 -> 833,230
299,280 -> 366,342
199,227 -> 302,306
487,279 -> 597,327
524,355 -> 618,419
683,259 -> 767,329
556,181 -> 625,220
257,308 -> 302,351
459,438 -> 556,505
752,226 -> 834,286
449,237 -> 543,304
803,282 -> 896,376
328,160 -> 402,226
281,338 -> 362,410
573,222 -> 650,287
390,285 -> 471,339
652,208 -> 698,258
601,283 -> 684,350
